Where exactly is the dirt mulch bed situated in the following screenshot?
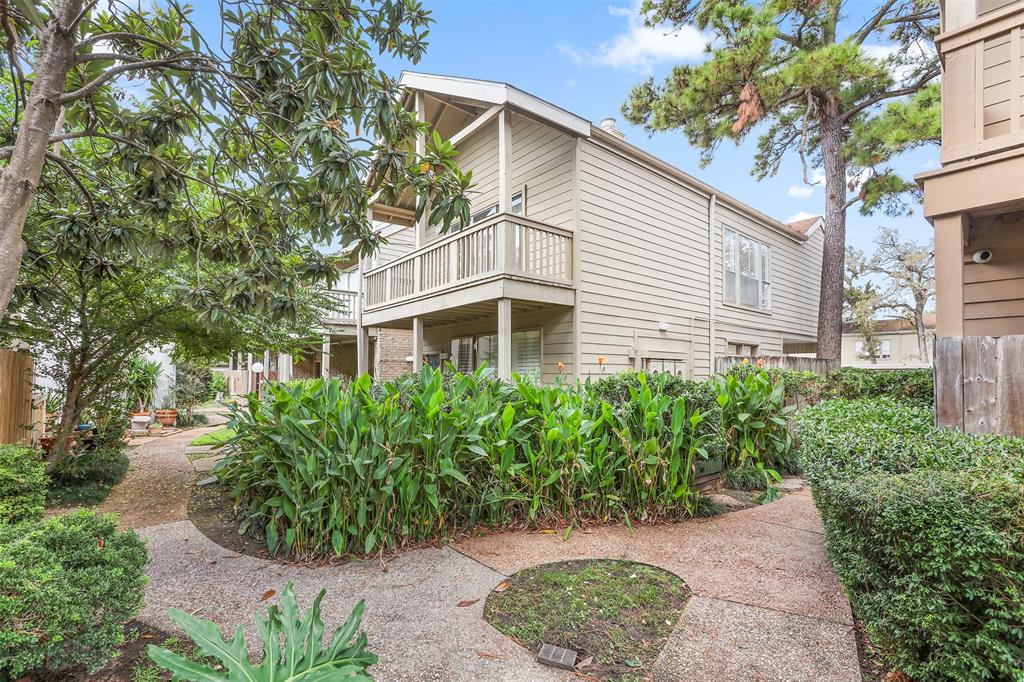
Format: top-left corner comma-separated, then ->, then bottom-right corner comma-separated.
484,559 -> 690,681
187,482 -> 266,558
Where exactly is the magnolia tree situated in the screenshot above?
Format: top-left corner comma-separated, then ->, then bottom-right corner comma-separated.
623,0 -> 941,359
0,0 -> 472,322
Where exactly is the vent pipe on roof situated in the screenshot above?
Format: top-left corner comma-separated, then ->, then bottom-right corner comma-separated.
599,117 -> 625,140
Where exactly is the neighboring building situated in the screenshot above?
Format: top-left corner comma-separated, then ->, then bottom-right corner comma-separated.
841,315 -> 936,368
318,72 -> 826,383
917,0 -> 1024,433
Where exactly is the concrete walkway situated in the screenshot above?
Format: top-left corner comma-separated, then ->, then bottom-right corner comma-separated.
96,427 -> 860,681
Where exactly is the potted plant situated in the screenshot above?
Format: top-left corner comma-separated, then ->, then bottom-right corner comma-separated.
154,399 -> 177,427
126,356 -> 162,434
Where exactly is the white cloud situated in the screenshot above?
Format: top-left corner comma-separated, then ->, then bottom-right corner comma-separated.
787,211 -> 817,223
788,185 -> 814,199
863,41 -> 936,82
557,2 -> 707,73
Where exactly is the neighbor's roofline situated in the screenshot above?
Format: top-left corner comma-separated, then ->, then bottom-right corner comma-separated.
400,71 -> 811,243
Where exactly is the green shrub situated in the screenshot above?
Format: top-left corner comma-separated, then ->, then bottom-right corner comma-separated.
0,510 -> 148,677
825,366 -> 933,404
47,447 -> 130,507
713,370 -> 795,473
797,398 -> 1024,681
725,363 -> 831,406
217,368 -> 720,559
0,444 -> 46,523
148,582 -> 375,680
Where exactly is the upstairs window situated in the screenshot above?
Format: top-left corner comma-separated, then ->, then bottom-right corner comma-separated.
724,228 -> 771,310
454,191 -> 524,233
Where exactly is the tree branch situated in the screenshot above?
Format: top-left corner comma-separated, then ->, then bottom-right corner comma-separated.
59,54 -> 207,103
839,67 -> 941,122
43,151 -> 95,214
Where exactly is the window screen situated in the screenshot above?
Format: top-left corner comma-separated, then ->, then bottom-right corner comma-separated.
724,228 -> 772,310
451,336 -> 473,373
512,329 -> 542,376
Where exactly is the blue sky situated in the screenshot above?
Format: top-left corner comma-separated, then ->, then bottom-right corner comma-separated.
189,0 -> 938,255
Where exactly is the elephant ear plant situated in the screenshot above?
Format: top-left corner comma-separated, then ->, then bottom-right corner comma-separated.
148,582 -> 376,681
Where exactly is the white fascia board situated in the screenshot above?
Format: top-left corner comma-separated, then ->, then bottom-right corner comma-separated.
400,71 -> 591,138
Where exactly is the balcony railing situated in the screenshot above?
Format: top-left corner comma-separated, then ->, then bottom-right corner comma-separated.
363,213 -> 573,309
325,289 -> 357,325
940,7 -> 1024,163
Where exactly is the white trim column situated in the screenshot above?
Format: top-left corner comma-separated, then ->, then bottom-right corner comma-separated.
356,245 -> 369,376
498,298 -> 512,381
246,352 -> 253,392
321,335 -> 331,379
412,317 -> 424,372
498,108 -> 512,213
415,91 -> 427,249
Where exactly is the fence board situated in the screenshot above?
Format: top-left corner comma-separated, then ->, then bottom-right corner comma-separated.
997,335 -> 1024,436
0,349 -> 35,445
714,355 -> 838,376
935,337 -> 965,429
962,336 -> 999,433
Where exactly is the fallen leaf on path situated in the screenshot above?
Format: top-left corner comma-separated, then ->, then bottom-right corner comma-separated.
260,589 -> 276,602
576,655 -> 593,669
493,581 -> 509,593
456,599 -> 479,607
476,649 -> 505,660
537,529 -> 556,534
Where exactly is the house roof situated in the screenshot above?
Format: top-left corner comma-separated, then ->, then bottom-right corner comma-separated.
842,314 -> 937,334
785,215 -> 823,237
398,71 -> 816,243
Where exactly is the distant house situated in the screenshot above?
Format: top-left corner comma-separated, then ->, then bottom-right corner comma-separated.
841,315 -> 936,368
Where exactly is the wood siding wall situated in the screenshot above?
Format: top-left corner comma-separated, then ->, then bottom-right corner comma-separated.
576,139 -> 711,378
711,204 -> 823,357
370,225 -> 417,268
421,307 -> 574,383
422,113 -> 576,244
964,210 -> 1024,335
714,355 -> 838,376
0,350 -> 35,445
935,335 -> 1024,435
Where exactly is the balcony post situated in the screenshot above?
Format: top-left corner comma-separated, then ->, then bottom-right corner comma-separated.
498,108 -> 512,213
321,335 -> 331,378
412,317 -> 424,372
498,297 -> 512,381
415,91 -> 427,250
357,224 -> 369,376
495,220 -> 508,274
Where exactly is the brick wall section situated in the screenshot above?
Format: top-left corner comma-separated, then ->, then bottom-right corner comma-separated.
375,328 -> 412,381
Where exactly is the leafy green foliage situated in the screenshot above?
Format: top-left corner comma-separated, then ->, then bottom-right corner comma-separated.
148,582 -> 376,682
0,511 -> 148,677
797,399 -> 1024,680
0,444 -> 46,523
172,359 -> 214,423
47,447 -> 130,507
216,368 -> 722,559
126,356 -> 163,411
827,367 -> 933,404
714,370 -> 794,472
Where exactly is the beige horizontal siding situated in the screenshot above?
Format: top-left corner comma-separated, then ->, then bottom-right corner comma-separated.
963,211 -> 1024,336
370,226 -> 416,268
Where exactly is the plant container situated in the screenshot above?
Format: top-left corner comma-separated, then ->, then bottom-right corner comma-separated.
155,409 -> 177,426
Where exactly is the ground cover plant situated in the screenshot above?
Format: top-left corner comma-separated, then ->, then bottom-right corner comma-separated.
484,560 -> 690,681
46,447 -> 130,507
0,510 -> 148,678
797,398 -> 1024,681
147,582 -> 376,681
190,427 -> 236,448
216,368 -> 725,559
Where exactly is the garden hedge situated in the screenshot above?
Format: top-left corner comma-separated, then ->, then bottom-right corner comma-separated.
0,444 -> 47,524
0,510 -> 148,677
797,399 -> 1024,681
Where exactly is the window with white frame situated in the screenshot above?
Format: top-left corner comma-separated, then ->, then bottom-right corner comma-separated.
879,340 -> 892,359
454,191 -> 524,233
449,329 -> 541,375
724,228 -> 771,310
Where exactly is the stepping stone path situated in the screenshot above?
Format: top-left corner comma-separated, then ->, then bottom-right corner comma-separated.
90,426 -> 861,681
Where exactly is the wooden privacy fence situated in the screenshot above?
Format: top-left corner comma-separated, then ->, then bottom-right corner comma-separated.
935,335 -> 1024,435
714,355 -> 839,376
0,349 -> 36,445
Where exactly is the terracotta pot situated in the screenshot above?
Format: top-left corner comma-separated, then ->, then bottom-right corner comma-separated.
154,409 -> 177,426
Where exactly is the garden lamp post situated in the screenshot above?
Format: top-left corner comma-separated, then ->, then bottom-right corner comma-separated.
251,361 -> 265,397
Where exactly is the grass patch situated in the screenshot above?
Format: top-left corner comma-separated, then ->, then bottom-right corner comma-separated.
189,427 -> 235,447
46,449 -> 130,507
484,559 -> 690,681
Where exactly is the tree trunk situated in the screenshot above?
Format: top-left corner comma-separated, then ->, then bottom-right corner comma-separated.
815,105 -> 848,360
915,306 -> 929,363
0,0 -> 81,321
47,369 -> 85,470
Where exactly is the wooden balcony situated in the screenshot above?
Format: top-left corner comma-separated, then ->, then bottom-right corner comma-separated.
324,289 -> 358,326
940,4 -> 1024,163
361,213 -> 574,326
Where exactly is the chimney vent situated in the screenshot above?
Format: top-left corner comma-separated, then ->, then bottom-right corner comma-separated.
599,117 -> 625,140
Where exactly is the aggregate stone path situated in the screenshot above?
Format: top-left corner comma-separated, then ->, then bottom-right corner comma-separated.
97,427 -> 861,682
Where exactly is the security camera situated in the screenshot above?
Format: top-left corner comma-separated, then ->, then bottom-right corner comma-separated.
972,249 -> 993,264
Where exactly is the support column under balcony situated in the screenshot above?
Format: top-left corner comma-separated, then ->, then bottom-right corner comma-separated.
412,317 -> 424,372
498,297 -> 512,380
321,335 -> 331,379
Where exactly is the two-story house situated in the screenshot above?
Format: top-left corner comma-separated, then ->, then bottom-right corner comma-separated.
293,72 -> 824,385
917,0 -> 1024,434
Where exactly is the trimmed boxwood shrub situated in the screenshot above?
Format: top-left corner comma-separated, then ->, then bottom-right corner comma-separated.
0,510 -> 148,677
0,444 -> 47,523
797,399 -> 1024,681
826,366 -> 933,404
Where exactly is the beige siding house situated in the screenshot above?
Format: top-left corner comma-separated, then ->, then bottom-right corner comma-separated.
841,316 -> 936,368
318,72 -> 824,384
917,0 -> 1024,433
